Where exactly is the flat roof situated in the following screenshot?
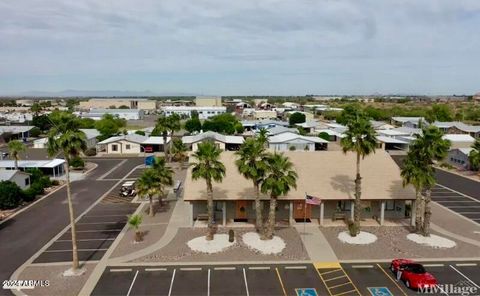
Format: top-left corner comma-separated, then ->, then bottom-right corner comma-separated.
443,134 -> 475,142
0,159 -> 65,169
0,125 -> 34,134
142,136 -> 171,145
184,151 -> 415,201
182,131 -> 244,145
268,132 -> 328,144
376,136 -> 408,144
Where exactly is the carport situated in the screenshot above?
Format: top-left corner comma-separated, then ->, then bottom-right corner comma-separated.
0,158 -> 66,177
141,136 -> 170,153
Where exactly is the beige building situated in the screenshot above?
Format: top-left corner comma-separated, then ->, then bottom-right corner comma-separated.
195,96 -> 222,107
253,110 -> 277,120
182,131 -> 244,152
184,151 -> 416,226
79,98 -> 157,111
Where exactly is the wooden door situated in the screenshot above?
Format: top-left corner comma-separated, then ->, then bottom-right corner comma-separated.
236,200 -> 248,219
293,201 -> 311,219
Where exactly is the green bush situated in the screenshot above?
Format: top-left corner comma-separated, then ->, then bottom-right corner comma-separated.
289,146 -> 296,151
84,147 -> 97,156
318,132 -> 330,141
69,157 -> 85,169
0,181 -> 24,209
51,180 -> 60,186
29,127 -> 41,137
23,187 -> 37,202
347,219 -> 358,237
135,130 -> 145,136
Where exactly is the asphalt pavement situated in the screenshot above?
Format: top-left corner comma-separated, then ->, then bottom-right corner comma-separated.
0,157 -> 143,295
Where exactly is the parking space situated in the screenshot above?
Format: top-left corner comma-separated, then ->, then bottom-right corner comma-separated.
33,202 -> 138,264
429,184 -> 480,224
315,263 -> 360,296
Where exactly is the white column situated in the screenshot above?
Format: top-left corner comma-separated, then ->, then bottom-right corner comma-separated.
191,202 -> 195,227
350,201 -> 354,220
380,201 -> 385,226
320,202 -> 324,226
289,201 -> 294,225
410,200 -> 416,227
222,201 -> 227,226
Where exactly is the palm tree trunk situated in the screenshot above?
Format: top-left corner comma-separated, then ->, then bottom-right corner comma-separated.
206,180 -> 214,241
422,188 -> 432,237
353,152 -> 361,235
254,182 -> 263,235
265,195 -> 277,240
65,163 -> 80,270
163,132 -> 169,162
414,189 -> 423,233
149,195 -> 154,217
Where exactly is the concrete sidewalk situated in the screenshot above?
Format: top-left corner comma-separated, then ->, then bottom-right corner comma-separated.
294,224 -> 338,262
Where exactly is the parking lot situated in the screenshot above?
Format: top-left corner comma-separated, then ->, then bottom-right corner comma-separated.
92,261 -> 479,296
428,184 -> 480,224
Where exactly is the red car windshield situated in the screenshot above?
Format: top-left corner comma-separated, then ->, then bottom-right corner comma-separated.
405,264 -> 426,274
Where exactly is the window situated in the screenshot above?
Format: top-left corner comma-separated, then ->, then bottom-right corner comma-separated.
126,144 -> 131,150
385,200 -> 395,211
112,144 -> 118,151
25,178 -> 30,186
337,201 -> 351,211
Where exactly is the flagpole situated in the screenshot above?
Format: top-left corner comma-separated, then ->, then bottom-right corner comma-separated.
304,192 -> 307,249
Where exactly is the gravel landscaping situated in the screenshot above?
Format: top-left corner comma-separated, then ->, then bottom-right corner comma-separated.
132,227 -> 309,263
322,226 -> 480,260
17,262 -> 96,296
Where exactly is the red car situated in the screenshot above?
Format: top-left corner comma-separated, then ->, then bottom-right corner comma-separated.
390,259 -> 438,290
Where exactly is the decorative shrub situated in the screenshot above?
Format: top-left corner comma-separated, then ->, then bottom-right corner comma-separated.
228,229 -> 235,243
69,156 -> 85,169
84,147 -> 97,156
0,181 -> 24,209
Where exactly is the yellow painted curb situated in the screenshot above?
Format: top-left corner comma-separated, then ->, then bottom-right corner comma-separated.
314,262 -> 341,269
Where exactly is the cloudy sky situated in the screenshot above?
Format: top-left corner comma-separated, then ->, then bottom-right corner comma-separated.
1,0 -> 479,95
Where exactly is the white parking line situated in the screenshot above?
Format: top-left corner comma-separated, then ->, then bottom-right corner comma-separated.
447,206 -> 480,208
75,229 -> 123,233
214,267 -> 236,271
56,238 -> 115,242
145,268 -> 167,271
450,265 -> 480,288
180,267 -> 202,271
249,266 -> 270,270
168,269 -> 176,296
126,270 -> 139,296
207,269 -> 211,296
285,266 -> 307,270
435,200 -> 477,203
352,265 -> 374,268
436,184 -> 480,203
457,212 -> 480,215
98,159 -> 128,180
77,222 -> 123,225
84,214 -> 129,218
455,263 -> 477,267
44,248 -> 108,253
110,268 -> 132,272
243,268 -> 250,296
423,264 -> 444,267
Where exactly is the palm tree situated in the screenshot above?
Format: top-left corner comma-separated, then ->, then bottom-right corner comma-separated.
151,157 -> 174,204
191,141 -> 226,240
261,153 -> 297,240
257,128 -> 269,147
8,140 -> 26,170
401,150 -> 435,233
166,114 -> 181,158
47,112 -> 87,272
136,169 -> 163,217
235,137 -> 268,234
411,126 -> 450,236
469,139 -> 480,173
170,138 -> 188,164
128,214 -> 143,242
340,114 -> 377,235
153,114 -> 181,162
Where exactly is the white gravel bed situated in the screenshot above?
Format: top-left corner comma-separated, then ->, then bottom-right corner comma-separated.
338,231 -> 378,245
187,234 -> 235,254
406,233 -> 456,249
242,232 -> 286,255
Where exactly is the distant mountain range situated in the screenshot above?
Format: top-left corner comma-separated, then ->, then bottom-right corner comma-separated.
2,89 -> 197,97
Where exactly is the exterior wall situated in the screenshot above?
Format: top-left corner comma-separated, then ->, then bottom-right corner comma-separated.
191,141 -> 226,152
269,142 -> 315,152
137,100 -> 157,111
447,150 -> 470,169
79,99 -> 133,110
10,173 -> 30,189
253,111 -> 277,120
106,140 -> 142,154
195,97 -> 222,107
163,107 -> 226,119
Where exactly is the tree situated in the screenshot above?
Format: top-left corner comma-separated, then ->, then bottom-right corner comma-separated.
170,138 -> 188,163
118,105 -> 130,109
185,117 -> 202,133
128,214 -> 143,242
318,132 -> 330,141
152,114 -> 181,161
336,103 -> 364,125
8,140 -> 26,170
135,130 -> 146,136
261,153 -> 297,239
137,169 -> 163,217
401,150 -> 435,233
191,141 -> 226,240
47,112 -> 87,273
411,126 -> 451,236
151,157 -> 174,203
0,181 -> 24,210
94,114 -> 126,141
30,103 -> 42,114
288,112 -> 306,126
469,139 -> 480,172
425,104 -> 454,123
340,112 -> 377,236
32,114 -> 52,132
29,127 -> 41,137
78,118 -> 96,129
235,138 -> 269,234
202,113 -> 240,135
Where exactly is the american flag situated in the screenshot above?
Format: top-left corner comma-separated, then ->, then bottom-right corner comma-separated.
305,194 -> 321,205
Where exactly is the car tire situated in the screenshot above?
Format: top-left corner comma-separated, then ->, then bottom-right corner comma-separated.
390,264 -> 394,273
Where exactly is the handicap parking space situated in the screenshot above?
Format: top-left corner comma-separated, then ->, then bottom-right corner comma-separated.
277,265 -> 329,296
342,263 -> 409,296
315,263 -> 360,296
429,184 -> 480,224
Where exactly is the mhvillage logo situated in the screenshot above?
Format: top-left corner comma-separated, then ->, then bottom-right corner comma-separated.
419,281 -> 479,296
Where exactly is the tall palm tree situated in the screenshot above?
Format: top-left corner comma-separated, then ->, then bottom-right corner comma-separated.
153,114 -> 181,162
136,169 -> 164,217
47,112 -> 87,272
411,126 -> 450,236
340,114 -> 377,235
401,150 -> 435,233
257,128 -> 269,147
469,139 -> 480,172
151,156 -> 174,204
261,153 -> 297,240
8,140 -> 26,170
235,137 -> 268,234
170,138 -> 188,163
191,141 -> 226,240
